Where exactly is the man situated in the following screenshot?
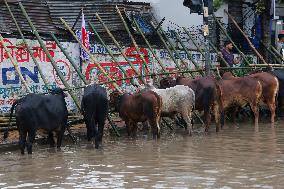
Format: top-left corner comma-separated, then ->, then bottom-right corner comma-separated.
220,40 -> 241,67
278,31 -> 284,59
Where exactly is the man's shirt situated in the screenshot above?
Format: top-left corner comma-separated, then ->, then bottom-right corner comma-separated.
221,48 -> 234,67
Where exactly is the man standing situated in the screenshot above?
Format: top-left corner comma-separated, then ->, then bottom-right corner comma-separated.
221,40 -> 241,67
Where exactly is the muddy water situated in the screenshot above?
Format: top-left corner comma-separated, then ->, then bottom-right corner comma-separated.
1,121 -> 284,188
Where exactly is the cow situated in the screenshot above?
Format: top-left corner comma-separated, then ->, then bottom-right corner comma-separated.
81,84 -> 108,149
3,88 -> 68,154
109,90 -> 162,139
141,82 -> 195,135
160,76 -> 222,133
219,72 -> 263,127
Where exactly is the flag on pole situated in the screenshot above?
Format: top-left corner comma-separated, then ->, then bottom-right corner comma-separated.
76,10 -> 90,61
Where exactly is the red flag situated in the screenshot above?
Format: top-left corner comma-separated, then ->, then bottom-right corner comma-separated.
80,11 -> 90,60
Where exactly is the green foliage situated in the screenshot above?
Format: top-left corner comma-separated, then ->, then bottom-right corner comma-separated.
234,57 -> 254,77
213,0 -> 224,11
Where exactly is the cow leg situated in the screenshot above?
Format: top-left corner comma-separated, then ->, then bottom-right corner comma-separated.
19,129 -> 27,155
204,109 -> 211,133
97,116 -> 106,143
131,123 -> 138,138
250,103 -> 259,127
213,105 -> 221,132
48,132 -> 55,147
56,125 -> 66,149
125,120 -> 132,137
267,101 -> 276,124
181,110 -> 192,135
27,129 -> 35,154
93,120 -> 100,149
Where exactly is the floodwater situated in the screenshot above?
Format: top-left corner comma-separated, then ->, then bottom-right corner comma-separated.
1,121 -> 284,189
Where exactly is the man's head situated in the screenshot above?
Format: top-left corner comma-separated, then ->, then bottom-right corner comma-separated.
278,32 -> 284,43
224,40 -> 233,50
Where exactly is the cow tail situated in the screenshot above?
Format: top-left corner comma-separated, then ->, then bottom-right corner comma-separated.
215,83 -> 223,111
153,92 -> 162,118
4,100 -> 19,139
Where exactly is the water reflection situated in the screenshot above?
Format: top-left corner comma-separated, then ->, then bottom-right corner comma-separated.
1,121 -> 284,188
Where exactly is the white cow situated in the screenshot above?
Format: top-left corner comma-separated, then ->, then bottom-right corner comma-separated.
142,81 -> 195,135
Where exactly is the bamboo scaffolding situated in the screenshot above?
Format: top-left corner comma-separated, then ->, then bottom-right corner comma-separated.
60,18 -> 123,93
151,17 -> 190,70
0,35 -> 32,93
182,27 -> 206,58
94,13 -> 146,85
88,21 -> 138,87
260,41 -> 283,64
224,10 -> 268,65
51,34 -> 89,85
132,18 -> 167,72
4,0 -> 49,89
270,45 -> 284,63
174,31 -> 204,76
19,2 -> 81,109
212,14 -> 251,65
115,6 -> 151,73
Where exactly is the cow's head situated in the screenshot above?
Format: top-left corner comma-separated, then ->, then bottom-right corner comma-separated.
159,77 -> 176,89
49,88 -> 67,97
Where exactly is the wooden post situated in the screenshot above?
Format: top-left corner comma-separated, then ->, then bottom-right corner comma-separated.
4,0 -> 49,88
95,13 -> 146,85
212,14 -> 251,65
133,18 -> 167,72
19,2 -> 81,109
115,6 -> 151,73
51,34 -> 89,85
60,18 -> 123,93
224,9 -> 268,65
0,35 -> 32,93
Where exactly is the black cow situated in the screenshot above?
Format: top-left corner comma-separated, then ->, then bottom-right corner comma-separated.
81,84 -> 108,149
4,88 -> 68,154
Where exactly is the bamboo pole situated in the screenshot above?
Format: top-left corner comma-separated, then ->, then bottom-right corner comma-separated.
212,14 -> 251,65
19,2 -> 81,109
88,21 -> 137,87
115,6 -> 151,73
151,17 -> 190,71
60,18 -> 123,93
174,31 -> 204,76
260,41 -> 282,64
132,18 -> 167,72
270,45 -> 284,63
224,10 -> 268,65
182,27 -> 206,58
4,0 -> 49,89
95,13 -> 146,85
0,35 -> 32,93
50,33 -> 89,85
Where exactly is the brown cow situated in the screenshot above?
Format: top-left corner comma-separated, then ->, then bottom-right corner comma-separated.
219,72 -> 263,127
160,76 -> 222,132
249,72 -> 279,124
223,72 -> 279,124
110,90 -> 162,139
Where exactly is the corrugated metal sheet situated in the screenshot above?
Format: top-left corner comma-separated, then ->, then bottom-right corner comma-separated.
0,0 -> 151,35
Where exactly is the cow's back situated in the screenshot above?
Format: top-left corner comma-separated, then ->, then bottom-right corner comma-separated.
15,94 -> 67,131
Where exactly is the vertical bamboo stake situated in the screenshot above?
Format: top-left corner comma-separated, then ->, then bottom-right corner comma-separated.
4,0 -> 49,88
115,6 -> 151,73
19,2 -> 81,109
95,13 -> 146,85
51,34 -> 88,85
183,27 -> 206,58
212,14 -> 251,65
133,18 -> 167,72
260,41 -> 282,64
60,18 -> 123,93
0,35 -> 32,93
224,10 -> 268,65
